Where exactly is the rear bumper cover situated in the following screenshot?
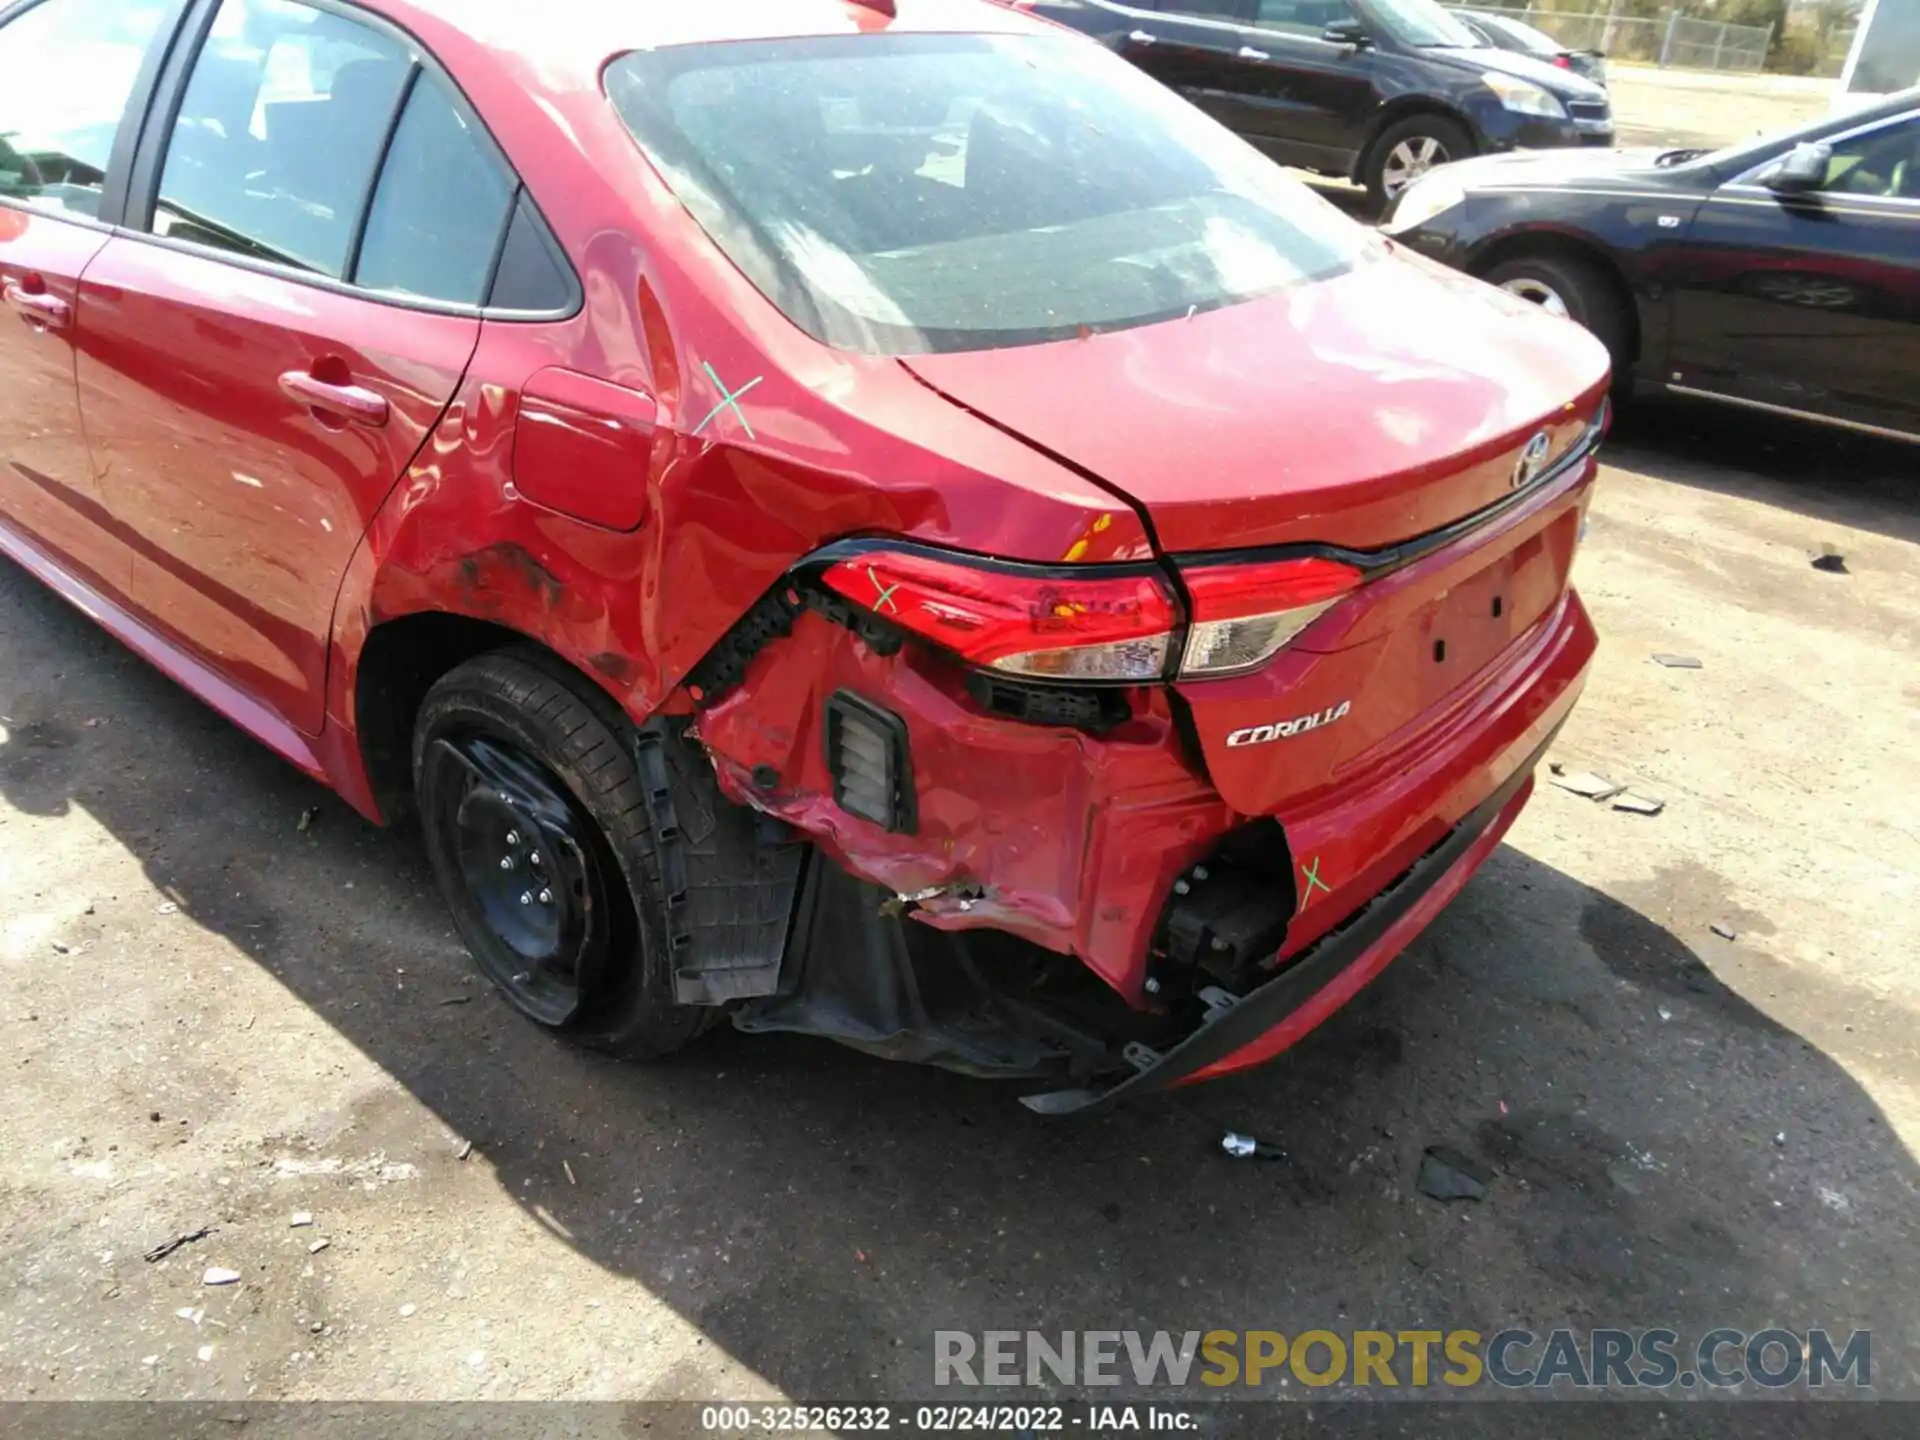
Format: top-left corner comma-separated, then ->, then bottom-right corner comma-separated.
1019,715 -> 1560,1115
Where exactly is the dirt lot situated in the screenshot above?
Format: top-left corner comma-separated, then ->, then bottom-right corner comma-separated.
1,398 -> 1917,1422
1607,64 -> 1836,149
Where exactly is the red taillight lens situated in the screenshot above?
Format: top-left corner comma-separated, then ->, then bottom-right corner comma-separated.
821,549 -> 1176,682
1177,557 -> 1362,677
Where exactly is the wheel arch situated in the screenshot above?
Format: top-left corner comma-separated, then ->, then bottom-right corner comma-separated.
1469,229 -> 1644,369
1352,99 -> 1481,183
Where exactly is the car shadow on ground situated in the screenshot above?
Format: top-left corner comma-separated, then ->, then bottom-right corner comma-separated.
1597,397 -> 1918,548
2,548 -> 1914,1413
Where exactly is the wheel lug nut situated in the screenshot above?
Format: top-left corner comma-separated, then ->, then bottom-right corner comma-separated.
506,829 -> 520,846
528,851 -> 540,866
499,856 -> 513,870
538,888 -> 553,904
519,891 -> 533,906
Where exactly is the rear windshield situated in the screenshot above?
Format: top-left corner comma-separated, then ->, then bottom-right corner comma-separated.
605,32 -> 1369,355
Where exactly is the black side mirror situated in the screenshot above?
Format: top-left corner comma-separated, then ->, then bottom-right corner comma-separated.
1762,141 -> 1832,194
1321,17 -> 1371,46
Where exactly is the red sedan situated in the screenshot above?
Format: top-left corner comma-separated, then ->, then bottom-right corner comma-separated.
0,0 -> 1607,1111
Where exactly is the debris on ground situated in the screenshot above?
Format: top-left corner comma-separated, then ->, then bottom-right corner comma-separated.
289,1212 -> 313,1228
201,1267 -> 241,1287
563,1160 -> 577,1186
1550,770 -> 1625,801
1774,1132 -> 1788,1147
308,1238 -> 330,1255
1220,1131 -> 1287,1160
1651,653 -> 1703,669
297,807 -> 317,833
143,1227 -> 214,1263
1710,923 -> 1738,941
455,1140 -> 474,1161
1417,1146 -> 1493,1202
1810,547 -> 1848,574
157,902 -> 178,915
437,994 -> 471,1006
1612,792 -> 1665,815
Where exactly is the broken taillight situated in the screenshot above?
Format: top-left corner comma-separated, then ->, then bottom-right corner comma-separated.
1177,557 -> 1361,677
820,549 -> 1175,682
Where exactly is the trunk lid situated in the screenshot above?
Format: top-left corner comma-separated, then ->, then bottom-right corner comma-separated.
901,249 -> 1610,556
1173,467 -> 1595,817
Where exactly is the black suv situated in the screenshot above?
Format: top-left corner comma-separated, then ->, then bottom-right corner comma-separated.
1026,0 -> 1614,205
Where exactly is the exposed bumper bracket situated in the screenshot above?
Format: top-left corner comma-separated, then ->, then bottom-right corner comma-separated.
1018,723 -> 1562,1116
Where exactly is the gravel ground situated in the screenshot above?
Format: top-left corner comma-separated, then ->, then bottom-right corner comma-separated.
1606,64 -> 1838,149
1,398 -> 1916,1421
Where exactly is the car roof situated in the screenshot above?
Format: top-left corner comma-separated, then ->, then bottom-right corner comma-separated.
383,0 -> 1035,60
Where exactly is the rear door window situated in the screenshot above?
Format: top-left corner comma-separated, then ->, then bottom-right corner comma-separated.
606,32 -> 1367,355
154,0 -> 411,276
0,0 -> 173,220
143,0 -> 545,309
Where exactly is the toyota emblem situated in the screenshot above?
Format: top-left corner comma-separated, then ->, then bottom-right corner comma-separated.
1512,431 -> 1553,490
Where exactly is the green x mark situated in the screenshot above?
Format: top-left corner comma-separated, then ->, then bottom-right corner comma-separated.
692,361 -> 764,441
867,565 -> 902,614
1299,856 -> 1333,911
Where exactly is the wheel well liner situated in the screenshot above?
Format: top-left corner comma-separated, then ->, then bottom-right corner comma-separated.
354,612 -> 548,823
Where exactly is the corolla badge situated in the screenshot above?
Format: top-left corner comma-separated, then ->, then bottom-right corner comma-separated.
1512,431 -> 1553,490
1225,701 -> 1351,748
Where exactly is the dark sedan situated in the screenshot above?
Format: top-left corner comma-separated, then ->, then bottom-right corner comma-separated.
1020,0 -> 1613,204
1382,89 -> 1920,443
1451,8 -> 1606,86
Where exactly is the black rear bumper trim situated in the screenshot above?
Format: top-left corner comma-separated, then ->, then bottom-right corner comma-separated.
1019,721 -> 1563,1116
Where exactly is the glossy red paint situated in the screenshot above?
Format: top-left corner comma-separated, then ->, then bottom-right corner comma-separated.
76,239 -> 480,735
0,0 -> 1612,1098
513,369 -> 659,532
902,258 -> 1609,554
0,209 -> 123,601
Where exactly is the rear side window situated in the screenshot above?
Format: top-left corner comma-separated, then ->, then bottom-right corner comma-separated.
355,73 -> 515,304
155,0 -> 410,277
144,0 -> 558,310
606,33 -> 1367,356
0,0 -> 172,220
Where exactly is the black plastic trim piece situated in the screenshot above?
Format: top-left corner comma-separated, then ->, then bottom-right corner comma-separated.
1019,719 -> 1565,1116
1165,410 -> 1607,581
340,62 -> 421,286
823,691 -> 918,836
633,719 -> 807,1006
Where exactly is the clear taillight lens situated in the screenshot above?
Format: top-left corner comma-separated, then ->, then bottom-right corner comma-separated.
1178,557 -> 1361,678
820,549 -> 1176,683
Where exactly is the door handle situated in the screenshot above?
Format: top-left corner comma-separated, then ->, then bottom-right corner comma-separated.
279,369 -> 390,427
1127,29 -> 1157,43
4,282 -> 71,331
1238,45 -> 1271,59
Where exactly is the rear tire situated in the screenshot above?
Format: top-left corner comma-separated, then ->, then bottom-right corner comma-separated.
1363,114 -> 1474,210
1482,252 -> 1632,377
413,648 -> 709,1060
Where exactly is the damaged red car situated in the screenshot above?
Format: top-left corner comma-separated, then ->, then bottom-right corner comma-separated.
0,0 -> 1608,1111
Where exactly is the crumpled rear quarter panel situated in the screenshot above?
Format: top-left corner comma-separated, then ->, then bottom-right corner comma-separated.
694,612 -> 1237,998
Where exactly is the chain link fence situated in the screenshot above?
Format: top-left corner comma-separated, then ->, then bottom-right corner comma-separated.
1469,6 -> 1777,73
